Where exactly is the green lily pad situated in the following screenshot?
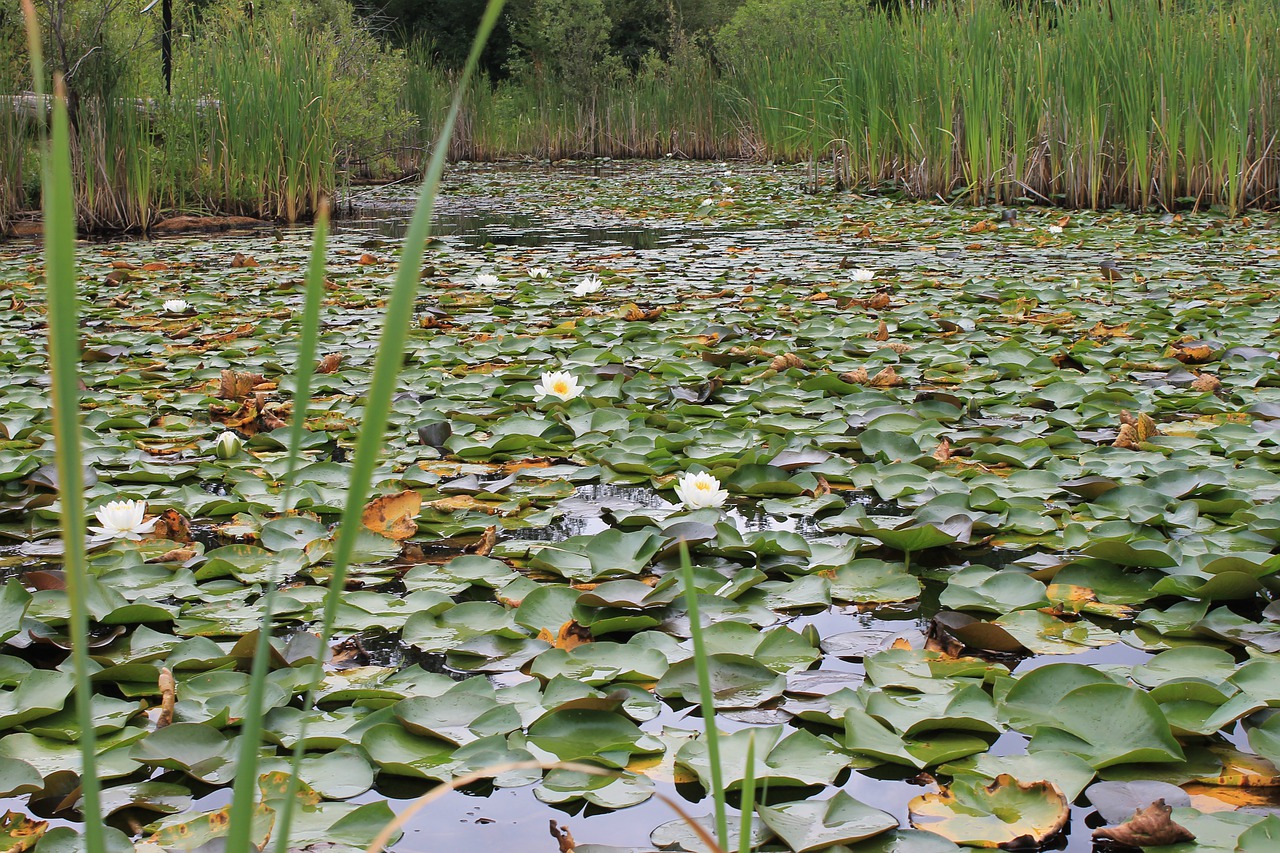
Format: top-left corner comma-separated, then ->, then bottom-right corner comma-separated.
757,791 -> 897,852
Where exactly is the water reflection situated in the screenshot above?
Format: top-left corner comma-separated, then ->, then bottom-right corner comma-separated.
341,207 -> 732,250
515,483 -> 860,543
221,482 -> 1147,853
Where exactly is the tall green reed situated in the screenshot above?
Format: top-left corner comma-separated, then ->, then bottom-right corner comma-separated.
721,0 -> 1280,211
22,0 -> 104,849
9,7 -> 354,232
225,201 -> 330,853
0,98 -> 28,232
680,543 -> 728,851
268,2 -> 507,850
185,20 -> 336,222
403,50 -> 744,162
674,539 -> 763,853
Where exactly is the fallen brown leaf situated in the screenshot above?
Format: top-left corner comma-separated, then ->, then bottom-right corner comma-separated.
542,620 -> 592,651
621,304 -> 663,321
217,369 -> 265,401
316,353 -> 343,374
147,547 -> 197,563
1190,373 -> 1221,393
330,637 -> 370,670
147,509 -> 192,544
770,352 -> 805,371
869,366 -> 903,387
156,667 -> 176,729
1172,341 -> 1218,364
1091,800 -> 1195,847
211,399 -> 260,432
811,474 -> 831,497
470,525 -> 498,557
549,821 -> 575,853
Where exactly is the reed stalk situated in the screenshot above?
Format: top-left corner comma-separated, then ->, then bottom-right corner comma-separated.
23,0 -> 104,848
679,542 -> 728,851
269,3 -> 506,850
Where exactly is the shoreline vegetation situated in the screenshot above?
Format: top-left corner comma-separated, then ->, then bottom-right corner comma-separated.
3,0 -> 1280,235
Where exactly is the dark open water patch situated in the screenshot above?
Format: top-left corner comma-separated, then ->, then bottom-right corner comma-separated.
337,205 -> 761,251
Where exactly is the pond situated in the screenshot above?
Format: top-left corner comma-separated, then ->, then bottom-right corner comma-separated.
2,160 -> 1280,852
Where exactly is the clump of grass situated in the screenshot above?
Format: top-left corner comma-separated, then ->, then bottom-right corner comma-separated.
396,0 -> 1280,211
180,20 -> 336,223
403,46 -> 745,161
4,0 -> 411,231
0,99 -> 30,231
732,0 -> 1280,212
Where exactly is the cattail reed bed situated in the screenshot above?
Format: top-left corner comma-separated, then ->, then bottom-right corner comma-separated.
6,0 -> 1280,233
1,0 -> 404,235
409,0 -> 1280,213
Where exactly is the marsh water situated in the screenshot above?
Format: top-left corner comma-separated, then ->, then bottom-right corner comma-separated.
3,161 -> 1280,852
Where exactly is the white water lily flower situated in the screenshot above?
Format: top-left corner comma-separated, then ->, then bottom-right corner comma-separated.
699,198 -> 715,207
849,268 -> 876,283
163,299 -> 189,314
474,273 -> 500,287
674,472 -> 728,510
528,267 -> 551,279
534,370 -> 582,401
573,275 -> 602,297
89,499 -> 157,541
1047,225 -> 1063,234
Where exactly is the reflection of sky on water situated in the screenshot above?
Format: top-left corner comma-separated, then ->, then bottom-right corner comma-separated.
340,204 -> 765,252
514,483 -> 854,542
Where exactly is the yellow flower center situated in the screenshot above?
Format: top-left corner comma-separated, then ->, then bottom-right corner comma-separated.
695,481 -> 711,491
552,380 -> 569,395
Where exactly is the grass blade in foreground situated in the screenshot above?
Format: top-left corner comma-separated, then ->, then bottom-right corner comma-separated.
43,77 -> 106,853
271,3 -> 507,850
225,203 -> 330,853
681,542 -> 728,851
24,0 -> 105,847
738,734 -> 756,853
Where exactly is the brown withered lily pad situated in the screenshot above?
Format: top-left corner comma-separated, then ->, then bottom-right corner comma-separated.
909,774 -> 1069,848
361,490 -> 423,540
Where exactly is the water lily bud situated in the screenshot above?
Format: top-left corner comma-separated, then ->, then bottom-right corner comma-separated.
214,431 -> 242,459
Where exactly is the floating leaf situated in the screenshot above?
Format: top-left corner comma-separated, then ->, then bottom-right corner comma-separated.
757,791 -> 897,852
908,774 -> 1069,848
